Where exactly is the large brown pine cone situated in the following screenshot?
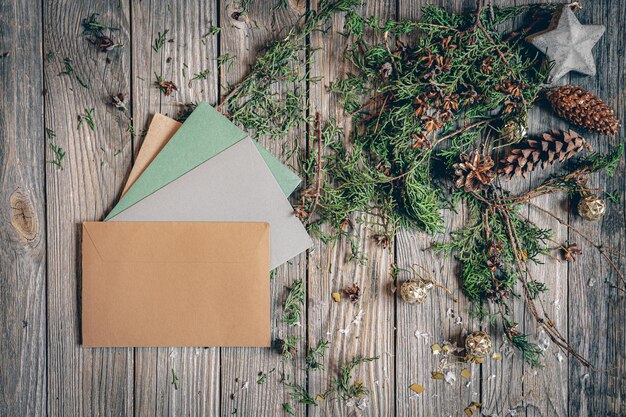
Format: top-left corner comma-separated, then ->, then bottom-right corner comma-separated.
453,151 -> 496,192
499,129 -> 592,179
546,86 -> 621,135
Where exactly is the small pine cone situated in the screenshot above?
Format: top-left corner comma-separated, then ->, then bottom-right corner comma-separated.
546,86 -> 621,135
453,151 -> 496,192
499,129 -> 591,179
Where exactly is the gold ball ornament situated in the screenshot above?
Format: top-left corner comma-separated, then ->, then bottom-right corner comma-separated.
465,331 -> 493,358
399,280 -> 433,304
502,119 -> 527,144
577,193 -> 606,221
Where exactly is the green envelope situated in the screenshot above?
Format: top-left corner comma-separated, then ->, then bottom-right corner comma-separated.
106,102 -> 301,220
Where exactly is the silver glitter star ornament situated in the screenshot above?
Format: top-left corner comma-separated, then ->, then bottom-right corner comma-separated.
527,6 -> 604,82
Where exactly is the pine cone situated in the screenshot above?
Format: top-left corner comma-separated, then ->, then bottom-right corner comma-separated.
546,86 -> 621,135
499,129 -> 591,179
453,151 -> 496,192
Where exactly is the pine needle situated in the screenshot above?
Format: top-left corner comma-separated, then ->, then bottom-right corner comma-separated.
78,108 -> 95,131
58,58 -> 89,89
45,128 -> 65,169
153,29 -> 169,52
171,368 -> 179,390
191,68 -> 211,83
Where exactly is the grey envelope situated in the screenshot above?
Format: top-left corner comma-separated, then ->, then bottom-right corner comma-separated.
108,138 -> 312,269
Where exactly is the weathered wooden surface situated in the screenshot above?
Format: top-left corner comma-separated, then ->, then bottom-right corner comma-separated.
0,1 -> 46,417
308,1 -> 395,416
43,1 -> 134,417
1,0 -> 624,416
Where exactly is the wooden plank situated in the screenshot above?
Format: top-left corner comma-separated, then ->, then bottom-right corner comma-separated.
44,1 -> 134,416
568,2 -> 625,416
218,1 -> 309,416
130,1 -> 221,416
395,214 -> 479,417
520,110 -> 569,417
520,1 -> 571,410
307,2 -> 395,416
0,0 -> 621,415
393,2 -> 482,416
0,1 -> 46,416
472,2 -> 536,415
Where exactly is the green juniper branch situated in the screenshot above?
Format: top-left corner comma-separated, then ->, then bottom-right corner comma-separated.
219,0 -> 361,141
305,340 -> 329,370
214,1 -> 621,369
283,279 -> 304,326
285,380 -> 317,405
329,356 -> 378,401
302,5 -> 551,241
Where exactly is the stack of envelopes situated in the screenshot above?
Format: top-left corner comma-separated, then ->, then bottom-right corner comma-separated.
82,102 -> 312,348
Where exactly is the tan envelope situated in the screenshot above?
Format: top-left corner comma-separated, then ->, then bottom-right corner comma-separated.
121,114 -> 180,196
81,221 -> 270,347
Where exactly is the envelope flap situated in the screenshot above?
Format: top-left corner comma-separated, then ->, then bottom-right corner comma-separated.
83,222 -> 269,263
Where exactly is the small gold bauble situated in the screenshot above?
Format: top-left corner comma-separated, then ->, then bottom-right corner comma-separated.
577,194 -> 606,221
465,331 -> 493,358
399,280 -> 433,304
502,119 -> 527,144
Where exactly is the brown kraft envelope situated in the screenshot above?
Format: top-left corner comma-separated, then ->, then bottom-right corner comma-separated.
121,114 -> 180,197
81,221 -> 270,347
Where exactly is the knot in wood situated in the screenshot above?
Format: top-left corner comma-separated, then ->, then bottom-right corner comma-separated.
10,188 -> 38,242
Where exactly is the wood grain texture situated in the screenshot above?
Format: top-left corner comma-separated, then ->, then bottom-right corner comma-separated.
218,2 -> 308,417
43,1 -> 134,416
0,1 -> 46,416
518,122 -> 569,417
478,4 -> 523,415
0,1 -> 624,416
130,1 -> 221,416
307,2 -> 395,416
394,2 -> 481,416
568,3 -> 625,416
522,47 -> 570,417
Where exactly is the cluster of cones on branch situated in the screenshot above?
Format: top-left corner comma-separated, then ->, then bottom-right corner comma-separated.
452,86 -> 621,191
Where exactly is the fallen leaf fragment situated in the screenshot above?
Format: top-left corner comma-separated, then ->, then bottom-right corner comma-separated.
315,394 -> 325,401
431,343 -> 442,355
342,283 -> 361,302
331,292 -> 341,302
460,368 -> 472,380
492,352 -> 502,361
409,383 -> 425,394
431,372 -> 445,380
464,401 -> 481,417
